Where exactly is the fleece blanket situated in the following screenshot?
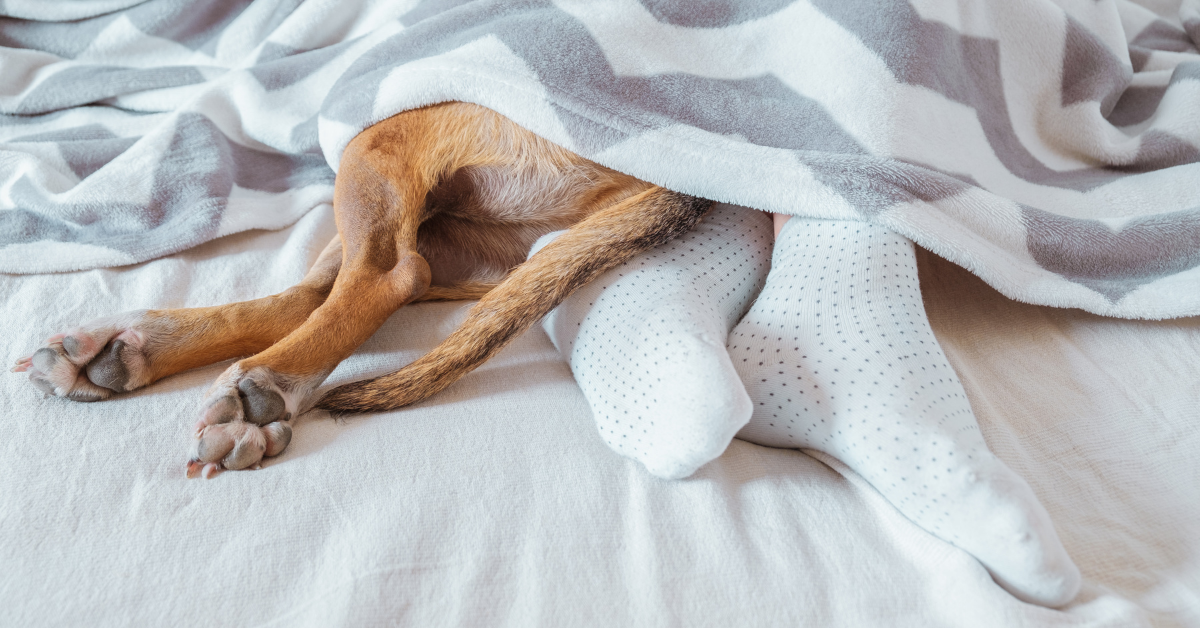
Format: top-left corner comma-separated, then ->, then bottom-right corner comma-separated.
1,0 -> 1200,319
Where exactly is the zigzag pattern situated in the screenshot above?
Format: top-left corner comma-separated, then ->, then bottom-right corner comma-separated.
1,0 -> 1199,316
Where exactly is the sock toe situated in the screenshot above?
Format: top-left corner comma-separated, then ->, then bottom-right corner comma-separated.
728,217 -> 1081,605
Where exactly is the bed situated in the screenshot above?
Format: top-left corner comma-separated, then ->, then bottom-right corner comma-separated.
3,204 -> 1198,627
1,200 -> 1196,627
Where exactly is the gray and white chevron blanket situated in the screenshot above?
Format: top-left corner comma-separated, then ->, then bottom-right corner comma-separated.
2,0 -> 1199,319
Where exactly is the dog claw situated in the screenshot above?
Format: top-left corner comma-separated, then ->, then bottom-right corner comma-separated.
186,459 -> 225,479
186,459 -> 205,478
202,462 -> 222,479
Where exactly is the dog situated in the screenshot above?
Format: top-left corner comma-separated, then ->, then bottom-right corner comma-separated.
12,101 -> 712,478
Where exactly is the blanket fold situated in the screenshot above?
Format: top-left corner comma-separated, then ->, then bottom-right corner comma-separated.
2,0 -> 1199,318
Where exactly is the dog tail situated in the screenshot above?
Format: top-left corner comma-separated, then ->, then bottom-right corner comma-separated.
315,188 -> 711,412
413,282 -> 498,302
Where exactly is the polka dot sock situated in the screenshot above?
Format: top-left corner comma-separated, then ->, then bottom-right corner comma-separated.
728,217 -> 1081,606
533,203 -> 773,479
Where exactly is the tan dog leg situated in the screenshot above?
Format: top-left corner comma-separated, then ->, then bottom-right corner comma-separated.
188,113 -> 445,477
13,235 -> 343,402
317,187 -> 711,412
17,102 -> 710,477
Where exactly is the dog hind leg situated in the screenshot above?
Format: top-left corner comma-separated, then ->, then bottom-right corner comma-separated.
315,187 -> 712,413
189,109 -> 458,476
14,234 -> 344,402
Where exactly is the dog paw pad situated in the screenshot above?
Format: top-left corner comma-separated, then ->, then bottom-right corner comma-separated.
188,364 -> 303,477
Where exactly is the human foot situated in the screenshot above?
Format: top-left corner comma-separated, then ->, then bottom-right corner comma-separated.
728,218 -> 1081,606
536,203 -> 773,478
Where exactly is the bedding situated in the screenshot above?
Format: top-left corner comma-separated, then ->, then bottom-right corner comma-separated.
2,0 -> 1199,625
3,206 -> 1198,627
3,0 -> 1200,319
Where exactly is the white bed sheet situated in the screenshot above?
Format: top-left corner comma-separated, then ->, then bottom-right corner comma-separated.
2,206 -> 1197,627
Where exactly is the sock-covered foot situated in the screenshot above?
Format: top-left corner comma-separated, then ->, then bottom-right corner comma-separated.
535,203 -> 772,479
728,218 -> 1082,606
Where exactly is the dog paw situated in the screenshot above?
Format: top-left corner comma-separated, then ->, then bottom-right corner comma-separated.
186,420 -> 293,479
186,363 -> 306,478
12,312 -> 152,401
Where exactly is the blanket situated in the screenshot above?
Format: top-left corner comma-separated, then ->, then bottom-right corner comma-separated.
2,0 -> 1199,320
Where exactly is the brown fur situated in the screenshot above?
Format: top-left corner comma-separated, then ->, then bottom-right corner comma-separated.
318,185 -> 709,411
33,101 -> 710,416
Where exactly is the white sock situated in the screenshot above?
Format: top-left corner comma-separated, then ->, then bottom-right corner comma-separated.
534,203 -> 773,479
728,218 -> 1082,606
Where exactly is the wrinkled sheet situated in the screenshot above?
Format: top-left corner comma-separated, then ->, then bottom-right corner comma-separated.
3,0 -> 1200,318
1,207 -> 1197,627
